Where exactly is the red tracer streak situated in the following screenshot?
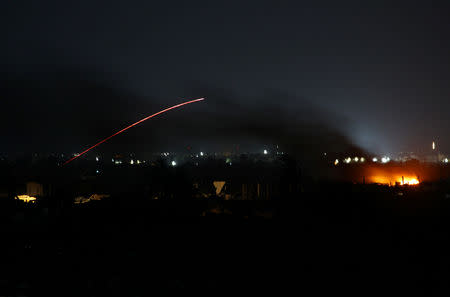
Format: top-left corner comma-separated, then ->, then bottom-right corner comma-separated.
63,97 -> 205,165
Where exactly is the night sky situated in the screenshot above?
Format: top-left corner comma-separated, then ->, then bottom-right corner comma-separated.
2,1 -> 450,158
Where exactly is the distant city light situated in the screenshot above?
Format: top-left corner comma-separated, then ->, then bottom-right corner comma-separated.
372,157 -> 378,162
137,160 -> 141,164
344,157 -> 351,164
444,158 -> 449,163
96,170 -> 100,174
96,156 -> 99,162
432,141 -> 436,150
200,152 -> 204,156
381,157 -> 390,163
334,159 -> 339,165
171,161 -> 177,166
354,157 -> 359,162
130,160 -> 134,165
360,157 -> 365,162
263,150 -> 268,155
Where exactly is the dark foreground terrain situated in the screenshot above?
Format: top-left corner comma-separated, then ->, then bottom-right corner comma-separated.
2,185 -> 450,296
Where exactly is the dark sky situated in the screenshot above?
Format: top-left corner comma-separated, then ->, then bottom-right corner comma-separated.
2,1 -> 450,157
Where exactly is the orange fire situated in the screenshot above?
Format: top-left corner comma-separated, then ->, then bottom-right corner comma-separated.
368,175 -> 419,186
401,178 -> 419,185
360,165 -> 421,186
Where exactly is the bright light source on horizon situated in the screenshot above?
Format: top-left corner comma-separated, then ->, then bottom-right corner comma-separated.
200,152 -> 204,156
171,161 -> 177,166
369,175 -> 420,186
263,149 -> 268,155
401,178 -> 420,185
381,157 -> 390,163
354,157 -> 359,162
344,157 -> 351,164
360,157 -> 365,162
334,159 -> 339,165
373,158 -> 378,162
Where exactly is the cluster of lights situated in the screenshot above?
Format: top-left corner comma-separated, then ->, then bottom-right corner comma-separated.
370,156 -> 390,163
341,157 -> 365,164
381,157 -> 390,163
161,152 -> 170,157
195,152 -> 205,158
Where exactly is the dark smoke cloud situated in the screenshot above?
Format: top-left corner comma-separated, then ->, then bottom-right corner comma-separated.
1,68 -> 369,170
0,69 -> 154,155
143,85 -> 370,170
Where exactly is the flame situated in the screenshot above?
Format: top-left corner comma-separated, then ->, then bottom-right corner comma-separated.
401,178 -> 419,185
368,175 -> 419,186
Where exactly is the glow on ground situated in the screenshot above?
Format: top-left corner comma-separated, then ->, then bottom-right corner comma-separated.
15,195 -> 37,203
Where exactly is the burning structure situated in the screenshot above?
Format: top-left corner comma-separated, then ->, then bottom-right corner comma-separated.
330,157 -> 450,186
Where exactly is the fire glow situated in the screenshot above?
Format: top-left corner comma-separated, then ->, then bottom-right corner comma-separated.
368,175 -> 420,186
361,165 -> 421,186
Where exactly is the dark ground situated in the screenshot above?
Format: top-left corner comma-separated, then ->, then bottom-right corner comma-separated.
2,187 -> 450,296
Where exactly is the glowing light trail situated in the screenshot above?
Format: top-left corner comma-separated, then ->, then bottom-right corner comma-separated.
63,98 -> 205,165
